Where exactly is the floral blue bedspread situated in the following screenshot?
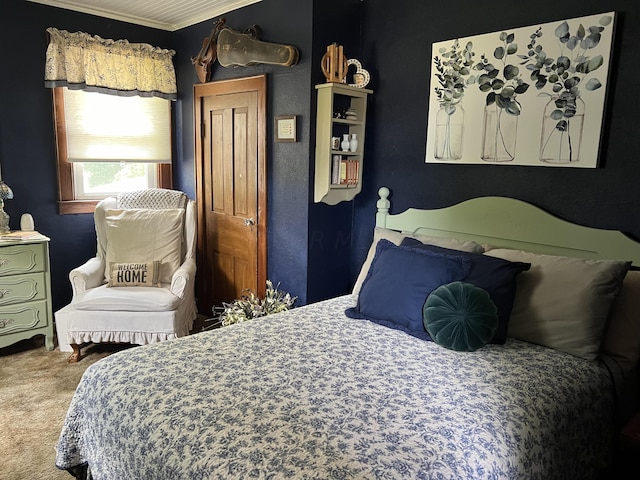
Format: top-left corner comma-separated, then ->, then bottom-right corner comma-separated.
56,295 -> 614,480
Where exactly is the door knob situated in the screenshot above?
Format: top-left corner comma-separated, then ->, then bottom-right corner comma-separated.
243,218 -> 255,226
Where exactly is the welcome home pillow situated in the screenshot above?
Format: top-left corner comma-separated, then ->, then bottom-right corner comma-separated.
107,261 -> 160,287
105,208 -> 184,285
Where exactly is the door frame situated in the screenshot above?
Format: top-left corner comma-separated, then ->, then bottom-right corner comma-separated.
194,74 -> 268,305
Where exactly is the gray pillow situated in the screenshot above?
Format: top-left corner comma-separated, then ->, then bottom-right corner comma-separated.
353,227 -> 484,296
601,271 -> 640,374
485,248 -> 630,360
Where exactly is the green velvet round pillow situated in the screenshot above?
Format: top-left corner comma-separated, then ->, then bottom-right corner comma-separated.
423,281 -> 498,352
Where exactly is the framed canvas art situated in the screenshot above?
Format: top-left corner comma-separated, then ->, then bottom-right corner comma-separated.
425,12 -> 615,168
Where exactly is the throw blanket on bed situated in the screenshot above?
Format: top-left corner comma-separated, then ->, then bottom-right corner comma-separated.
56,295 -> 614,480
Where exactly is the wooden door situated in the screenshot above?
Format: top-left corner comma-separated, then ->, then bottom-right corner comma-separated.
194,75 -> 267,315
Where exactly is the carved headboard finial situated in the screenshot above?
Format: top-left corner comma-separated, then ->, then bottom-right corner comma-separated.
376,187 -> 391,228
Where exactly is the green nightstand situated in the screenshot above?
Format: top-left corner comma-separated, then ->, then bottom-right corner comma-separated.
0,233 -> 54,351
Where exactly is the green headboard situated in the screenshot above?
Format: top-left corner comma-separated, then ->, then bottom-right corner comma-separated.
375,187 -> 640,266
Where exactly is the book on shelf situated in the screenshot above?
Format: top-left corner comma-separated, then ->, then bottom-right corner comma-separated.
340,159 -> 348,184
331,156 -> 360,187
332,155 -> 341,184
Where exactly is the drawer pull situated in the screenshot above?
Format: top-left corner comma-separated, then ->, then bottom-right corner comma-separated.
0,259 -> 10,268
0,318 -> 15,329
0,289 -> 11,298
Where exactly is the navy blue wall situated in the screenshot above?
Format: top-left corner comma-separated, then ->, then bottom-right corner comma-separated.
172,0 -> 362,305
4,0 -> 640,316
351,0 -> 640,283
307,1 -> 363,302
2,0 -> 172,313
4,0 -> 360,311
172,0 -> 315,306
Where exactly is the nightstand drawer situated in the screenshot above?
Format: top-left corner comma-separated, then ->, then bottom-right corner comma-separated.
0,300 -> 50,336
0,272 -> 48,306
0,243 -> 46,276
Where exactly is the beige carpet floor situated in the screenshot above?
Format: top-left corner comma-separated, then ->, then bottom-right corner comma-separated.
0,315 -> 208,480
0,337 -> 130,480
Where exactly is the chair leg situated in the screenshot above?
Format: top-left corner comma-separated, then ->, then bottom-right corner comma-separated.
68,343 -> 81,363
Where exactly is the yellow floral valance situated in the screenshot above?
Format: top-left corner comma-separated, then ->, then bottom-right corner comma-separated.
44,27 -> 177,100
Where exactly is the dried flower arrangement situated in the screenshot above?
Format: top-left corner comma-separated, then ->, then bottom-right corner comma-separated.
209,280 -> 297,328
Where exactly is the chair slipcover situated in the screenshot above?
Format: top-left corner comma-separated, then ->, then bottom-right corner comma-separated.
55,189 -> 197,359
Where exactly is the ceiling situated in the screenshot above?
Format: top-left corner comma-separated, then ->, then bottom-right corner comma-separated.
26,0 -> 262,31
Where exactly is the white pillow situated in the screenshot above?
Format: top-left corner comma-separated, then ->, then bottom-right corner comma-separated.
352,226 -> 484,296
485,248 -> 630,360
105,209 -> 184,285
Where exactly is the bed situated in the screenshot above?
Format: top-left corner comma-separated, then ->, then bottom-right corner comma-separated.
56,187 -> 640,480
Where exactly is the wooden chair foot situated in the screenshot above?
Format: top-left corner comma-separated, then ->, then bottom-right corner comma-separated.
68,343 -> 81,363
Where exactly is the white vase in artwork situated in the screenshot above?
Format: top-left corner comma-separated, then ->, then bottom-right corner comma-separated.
341,134 -> 350,151
539,95 -> 585,164
481,103 -> 518,162
434,105 -> 464,160
349,133 -> 358,152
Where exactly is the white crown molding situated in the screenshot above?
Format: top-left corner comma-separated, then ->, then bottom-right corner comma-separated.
26,0 -> 262,31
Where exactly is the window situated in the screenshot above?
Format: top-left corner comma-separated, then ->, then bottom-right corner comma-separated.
53,88 -> 173,214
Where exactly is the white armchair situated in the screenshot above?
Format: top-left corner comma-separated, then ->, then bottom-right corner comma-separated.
54,189 -> 197,362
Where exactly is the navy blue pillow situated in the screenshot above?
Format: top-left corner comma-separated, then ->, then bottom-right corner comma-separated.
400,237 -> 530,344
424,281 -> 498,352
345,239 -> 472,340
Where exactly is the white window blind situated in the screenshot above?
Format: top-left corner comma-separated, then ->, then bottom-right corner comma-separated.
63,88 -> 171,164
